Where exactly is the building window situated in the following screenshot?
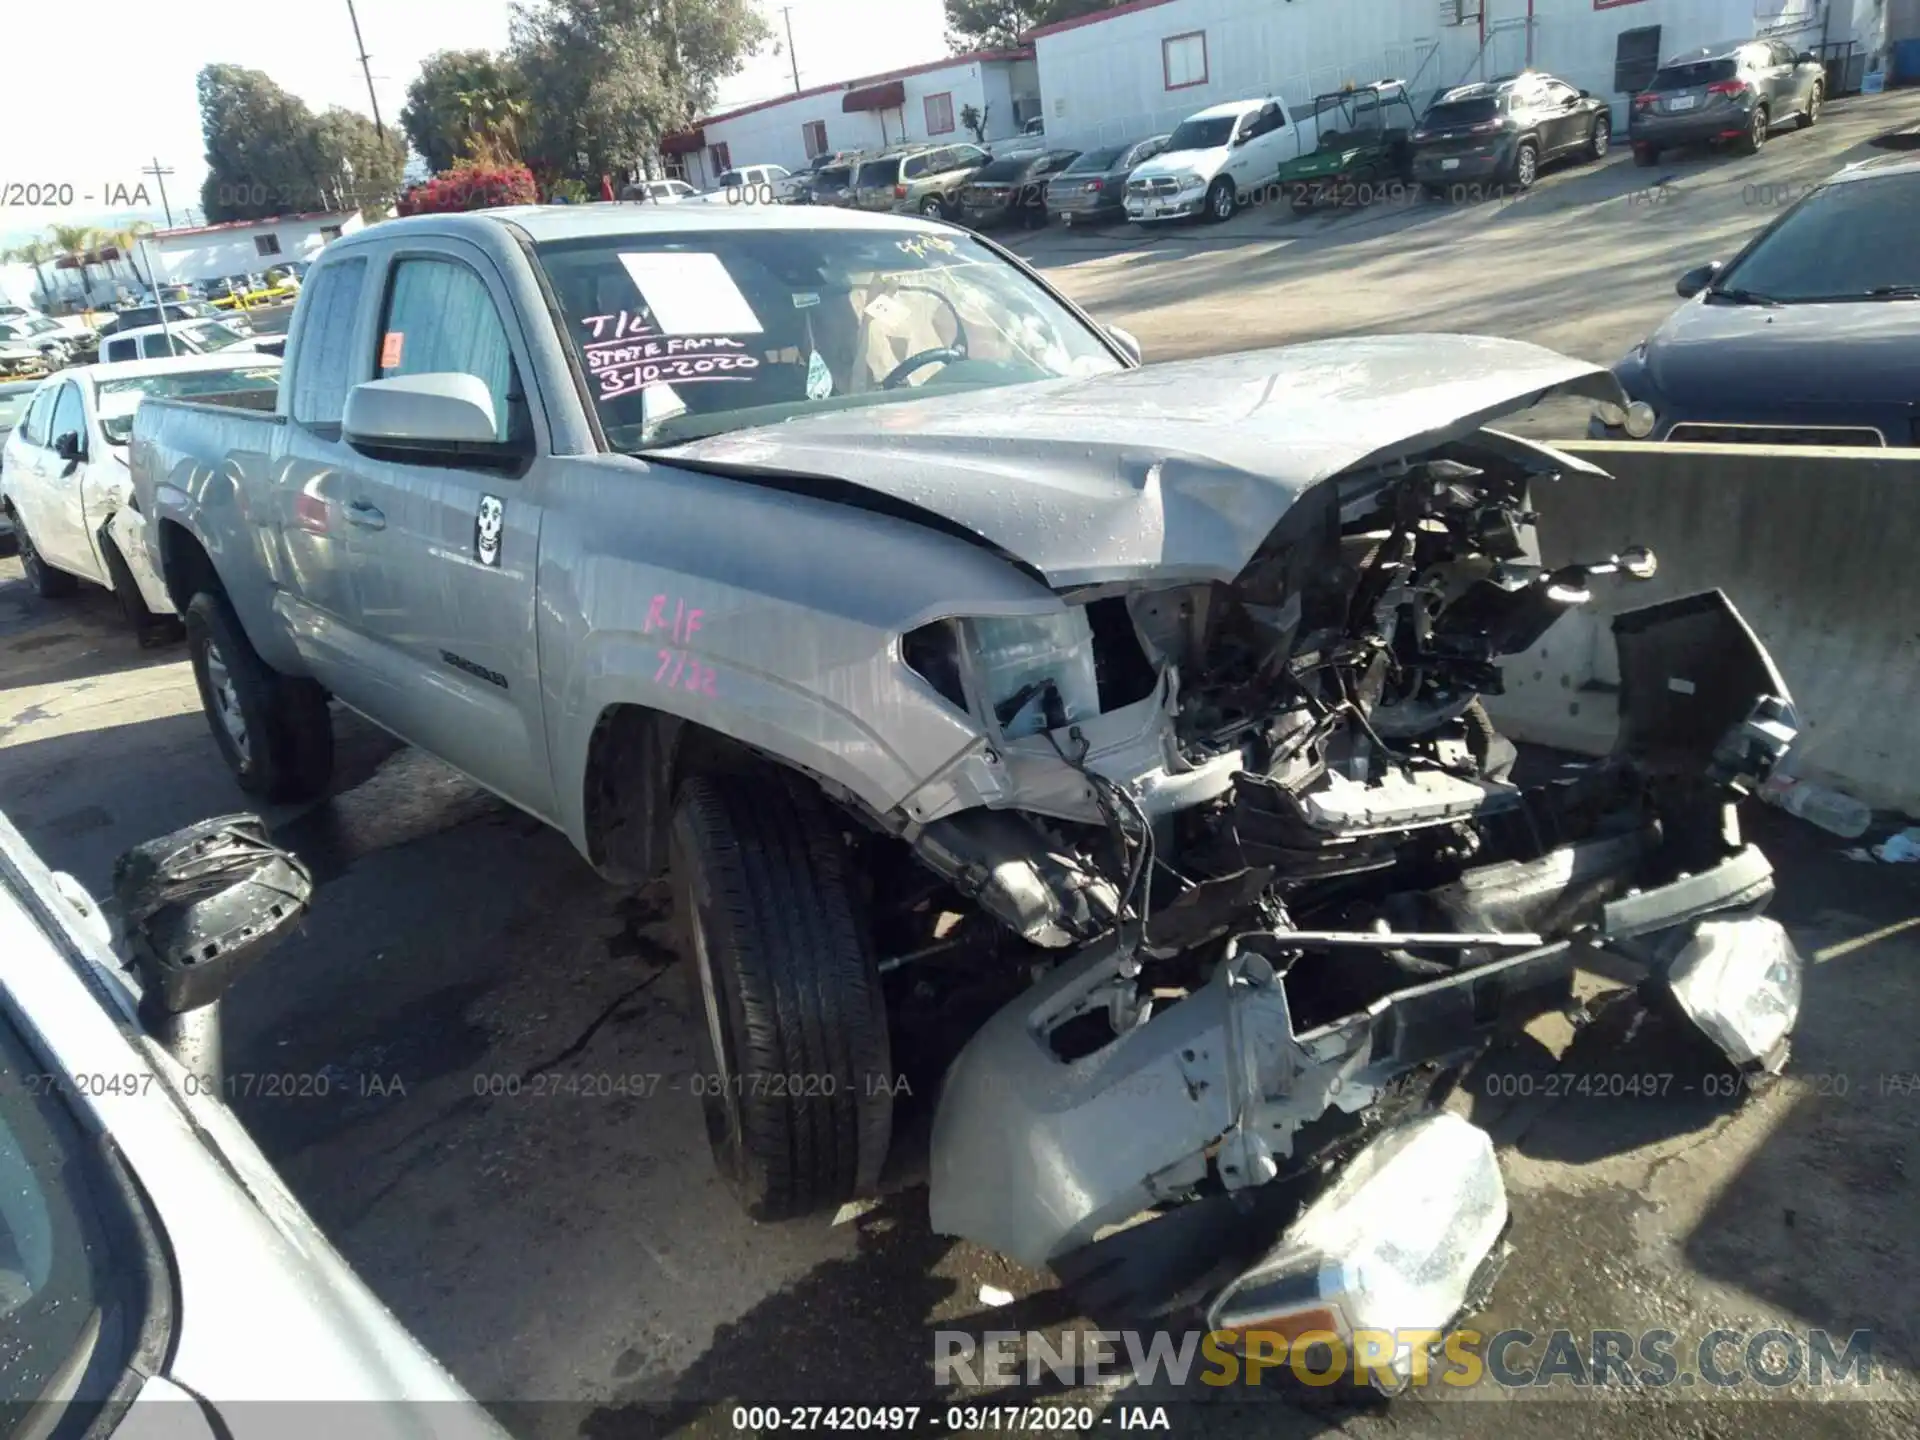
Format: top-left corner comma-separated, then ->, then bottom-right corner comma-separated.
1614,24 -> 1663,93
924,91 -> 956,135
708,141 -> 732,175
254,235 -> 282,257
319,225 -> 343,241
802,120 -> 830,157
1163,31 -> 1208,91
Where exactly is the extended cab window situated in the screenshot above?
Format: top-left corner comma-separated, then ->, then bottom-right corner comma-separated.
104,336 -> 139,363
377,258 -> 524,446
290,255 -> 369,430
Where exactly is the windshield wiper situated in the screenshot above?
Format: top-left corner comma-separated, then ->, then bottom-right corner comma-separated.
1707,285 -> 1780,307
1862,284 -> 1920,299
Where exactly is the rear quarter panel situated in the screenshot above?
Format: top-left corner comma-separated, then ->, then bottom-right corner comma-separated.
131,398 -> 306,673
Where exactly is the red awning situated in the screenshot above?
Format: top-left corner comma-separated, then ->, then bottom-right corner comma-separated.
843,79 -> 907,112
660,127 -> 705,155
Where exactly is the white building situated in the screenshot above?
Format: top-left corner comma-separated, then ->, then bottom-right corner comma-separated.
140,210 -> 367,288
1031,0 -> 1871,151
663,49 -> 1043,188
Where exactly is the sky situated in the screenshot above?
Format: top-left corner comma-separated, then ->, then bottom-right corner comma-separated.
0,0 -> 949,251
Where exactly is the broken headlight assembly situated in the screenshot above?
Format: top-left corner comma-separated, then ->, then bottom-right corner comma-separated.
1664,914 -> 1803,1071
1206,1112 -> 1509,1389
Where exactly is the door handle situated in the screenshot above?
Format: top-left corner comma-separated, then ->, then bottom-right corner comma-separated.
345,499 -> 386,530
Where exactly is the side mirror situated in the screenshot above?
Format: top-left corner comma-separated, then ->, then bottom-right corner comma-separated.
1579,88 -> 1592,98
1675,261 -> 1722,299
1107,325 -> 1143,365
114,815 -> 313,1083
343,373 -> 501,452
53,430 -> 83,464
1797,52 -> 1818,65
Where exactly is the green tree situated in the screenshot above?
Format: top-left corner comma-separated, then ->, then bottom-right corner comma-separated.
944,0 -> 1120,52
102,221 -> 158,293
507,0 -> 772,181
402,50 -> 526,173
198,65 -> 404,222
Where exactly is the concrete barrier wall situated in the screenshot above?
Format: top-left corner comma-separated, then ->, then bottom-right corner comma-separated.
1483,441 -> 1920,818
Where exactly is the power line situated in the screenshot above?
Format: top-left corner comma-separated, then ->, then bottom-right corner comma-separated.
780,5 -> 802,92
141,158 -> 177,228
345,0 -> 388,141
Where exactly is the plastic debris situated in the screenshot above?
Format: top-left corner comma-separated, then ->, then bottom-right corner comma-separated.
978,1284 -> 1015,1307
1759,774 -> 1872,840
1872,828 -> 1920,864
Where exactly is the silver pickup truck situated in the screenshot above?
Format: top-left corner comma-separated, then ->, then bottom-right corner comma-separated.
132,205 -> 1805,1368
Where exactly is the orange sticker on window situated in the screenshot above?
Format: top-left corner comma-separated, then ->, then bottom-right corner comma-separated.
380,332 -> 405,368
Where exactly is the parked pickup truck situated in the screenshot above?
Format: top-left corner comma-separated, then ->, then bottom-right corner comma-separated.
132,205 -> 1805,1366
1125,95 -> 1323,223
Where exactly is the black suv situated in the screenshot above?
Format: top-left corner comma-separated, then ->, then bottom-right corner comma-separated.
1410,71 -> 1613,194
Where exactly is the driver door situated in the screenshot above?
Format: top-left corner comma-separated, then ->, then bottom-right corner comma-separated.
31,381 -> 97,580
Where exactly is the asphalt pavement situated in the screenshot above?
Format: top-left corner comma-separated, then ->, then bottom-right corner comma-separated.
2,89 -> 1918,1440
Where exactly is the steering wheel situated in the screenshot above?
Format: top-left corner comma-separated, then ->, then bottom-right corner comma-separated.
881,345 -> 967,390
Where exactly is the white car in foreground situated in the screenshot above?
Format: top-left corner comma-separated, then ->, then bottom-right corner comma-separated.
1124,95 -> 1321,223
0,354 -> 281,633
0,808 -> 507,1438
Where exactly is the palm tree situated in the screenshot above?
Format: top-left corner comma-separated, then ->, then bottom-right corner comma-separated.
456,86 -> 527,166
103,221 -> 159,295
1,239 -> 57,307
48,223 -> 103,307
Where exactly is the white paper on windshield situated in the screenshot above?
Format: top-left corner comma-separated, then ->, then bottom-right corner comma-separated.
618,252 -> 763,336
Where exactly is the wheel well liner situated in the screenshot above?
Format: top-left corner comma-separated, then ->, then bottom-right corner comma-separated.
581,705 -> 766,884
157,519 -> 222,613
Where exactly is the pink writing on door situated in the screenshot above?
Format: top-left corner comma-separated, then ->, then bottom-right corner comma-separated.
645,593 -> 717,697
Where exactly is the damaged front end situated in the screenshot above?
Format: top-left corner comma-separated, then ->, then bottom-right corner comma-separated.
888,426 -> 1801,1347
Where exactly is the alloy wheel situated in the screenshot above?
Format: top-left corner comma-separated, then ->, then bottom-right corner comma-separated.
204,638 -> 251,763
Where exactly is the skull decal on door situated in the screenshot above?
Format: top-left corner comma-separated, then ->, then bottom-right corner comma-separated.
475,494 -> 505,567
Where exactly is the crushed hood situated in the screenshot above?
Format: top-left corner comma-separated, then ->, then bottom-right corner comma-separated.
659,334 -> 1622,588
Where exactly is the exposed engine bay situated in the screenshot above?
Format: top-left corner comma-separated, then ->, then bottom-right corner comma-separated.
873,431 -> 1801,1297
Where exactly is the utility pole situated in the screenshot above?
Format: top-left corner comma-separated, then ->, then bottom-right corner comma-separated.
345,0 -> 387,140
781,5 -> 801,92
141,158 -> 177,228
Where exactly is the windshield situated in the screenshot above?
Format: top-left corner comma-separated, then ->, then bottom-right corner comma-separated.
0,389 -> 34,429
536,229 -> 1123,449
1713,172 -> 1920,303
178,320 -> 253,352
1065,146 -> 1125,173
1165,116 -> 1237,152
95,366 -> 280,443
1424,96 -> 1500,127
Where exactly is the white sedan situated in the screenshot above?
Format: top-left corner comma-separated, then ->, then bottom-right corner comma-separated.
0,354 -> 281,631
0,807 -> 509,1438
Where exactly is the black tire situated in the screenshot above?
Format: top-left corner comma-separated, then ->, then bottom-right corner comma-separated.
1587,114 -> 1612,162
1633,144 -> 1660,167
1205,176 -> 1237,223
184,590 -> 333,802
9,506 -> 80,598
671,773 -> 892,1221
1421,181 -> 1452,201
1797,83 -> 1822,130
919,195 -> 946,219
1510,139 -> 1540,190
1737,104 -> 1768,155
97,526 -> 183,646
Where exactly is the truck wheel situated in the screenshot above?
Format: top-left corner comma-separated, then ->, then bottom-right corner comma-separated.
1206,177 -> 1237,222
10,509 -> 79,599
670,773 -> 893,1221
184,590 -> 333,802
